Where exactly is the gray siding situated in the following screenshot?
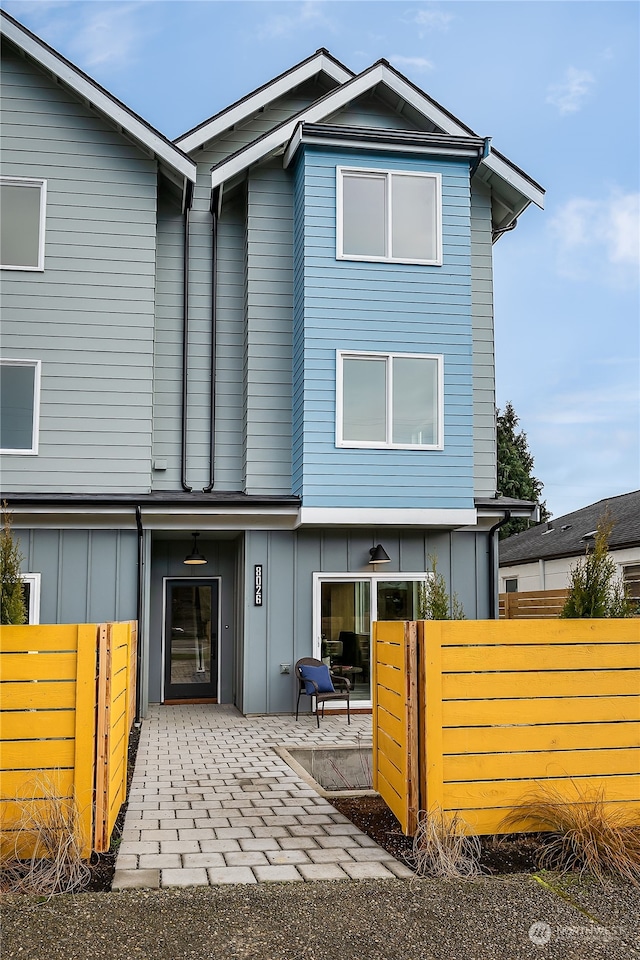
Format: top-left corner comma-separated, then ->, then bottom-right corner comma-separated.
17,527 -> 137,623
242,526 -> 491,714
470,182 -> 497,497
244,162 -> 293,493
0,43 -> 158,493
328,94 -> 418,129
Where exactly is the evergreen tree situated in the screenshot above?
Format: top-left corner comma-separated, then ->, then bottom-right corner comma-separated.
1,502 -> 27,625
418,555 -> 466,620
497,402 -> 550,539
561,513 -> 634,618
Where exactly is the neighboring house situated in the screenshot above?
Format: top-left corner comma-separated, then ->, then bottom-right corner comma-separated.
499,490 -> 640,598
1,12 -> 543,715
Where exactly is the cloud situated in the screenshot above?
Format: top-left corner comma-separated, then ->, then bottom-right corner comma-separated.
546,67 -> 595,114
68,3 -> 143,68
412,9 -> 454,31
390,55 -> 434,73
258,1 -> 332,40
550,189 -> 640,287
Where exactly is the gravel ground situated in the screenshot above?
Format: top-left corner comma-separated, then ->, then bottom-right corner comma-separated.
3,876 -> 638,960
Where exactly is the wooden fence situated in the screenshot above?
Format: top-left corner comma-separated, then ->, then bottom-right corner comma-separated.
499,589 -> 568,619
0,621 -> 137,857
372,619 -> 640,836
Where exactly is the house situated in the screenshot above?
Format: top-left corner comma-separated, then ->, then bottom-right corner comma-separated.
1,11 -> 543,716
499,490 -> 640,598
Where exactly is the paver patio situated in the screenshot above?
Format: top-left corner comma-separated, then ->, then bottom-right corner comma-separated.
112,704 -> 413,889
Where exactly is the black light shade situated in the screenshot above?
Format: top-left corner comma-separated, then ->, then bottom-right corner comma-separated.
184,532 -> 207,565
369,544 -> 390,564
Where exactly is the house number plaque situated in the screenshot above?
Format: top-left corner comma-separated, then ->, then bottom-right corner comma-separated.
254,565 -> 263,606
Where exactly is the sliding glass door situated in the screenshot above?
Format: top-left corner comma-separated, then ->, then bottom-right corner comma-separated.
316,575 -> 424,704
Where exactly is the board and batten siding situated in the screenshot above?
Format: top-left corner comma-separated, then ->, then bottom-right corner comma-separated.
0,42 -> 157,493
292,145 -> 474,510
470,182 -> 497,498
16,527 -> 137,624
241,526 -> 490,714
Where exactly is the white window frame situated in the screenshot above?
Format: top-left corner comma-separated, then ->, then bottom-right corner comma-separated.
336,166 -> 442,266
21,573 -> 41,624
0,177 -> 47,271
0,358 -> 42,455
336,349 -> 444,450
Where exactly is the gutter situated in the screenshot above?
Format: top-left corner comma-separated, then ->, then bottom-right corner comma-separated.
203,187 -> 220,492
181,183 -> 194,492
135,506 -> 144,722
488,510 -> 511,619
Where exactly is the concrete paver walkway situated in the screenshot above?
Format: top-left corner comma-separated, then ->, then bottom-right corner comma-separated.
113,704 -> 412,889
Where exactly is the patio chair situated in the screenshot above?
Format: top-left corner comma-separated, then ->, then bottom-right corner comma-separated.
295,657 -> 351,728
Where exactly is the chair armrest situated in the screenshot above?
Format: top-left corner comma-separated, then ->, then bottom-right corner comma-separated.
330,674 -> 351,691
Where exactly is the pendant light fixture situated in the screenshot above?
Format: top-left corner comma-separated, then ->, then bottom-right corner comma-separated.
184,532 -> 207,565
369,543 -> 391,564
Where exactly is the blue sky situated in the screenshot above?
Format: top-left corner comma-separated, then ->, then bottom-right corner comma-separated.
6,0 -> 639,519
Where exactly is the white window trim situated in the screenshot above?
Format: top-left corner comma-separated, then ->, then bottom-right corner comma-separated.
0,177 -> 47,271
336,166 -> 442,266
0,358 -> 42,455
21,573 -> 41,624
336,349 -> 444,450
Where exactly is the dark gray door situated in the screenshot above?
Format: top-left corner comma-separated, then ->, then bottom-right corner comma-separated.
164,579 -> 219,700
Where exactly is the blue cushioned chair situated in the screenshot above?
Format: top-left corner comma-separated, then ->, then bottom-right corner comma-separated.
295,657 -> 351,728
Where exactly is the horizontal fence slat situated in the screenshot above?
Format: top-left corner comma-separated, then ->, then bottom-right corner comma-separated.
376,683 -> 404,720
444,747 -> 640,783
452,802 -> 640,836
1,739 -> 76,770
443,720 -> 640,754
442,643 -> 640,672
442,669 -> 640,700
374,703 -> 404,747
1,710 -> 76,740
374,639 -> 404,670
442,695 -> 640,727
377,725 -> 406,774
376,661 -> 403,696
0,768 -> 75,799
443,774 -> 640,811
436,620 -> 638,645
377,750 -> 405,800
0,625 -> 81,652
0,653 -> 78,682
0,681 -> 76,709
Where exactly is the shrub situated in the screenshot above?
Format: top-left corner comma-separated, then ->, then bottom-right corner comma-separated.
1,501 -> 27,625
409,806 -> 482,879
561,512 -> 634,618
503,781 -> 640,886
418,555 -> 465,620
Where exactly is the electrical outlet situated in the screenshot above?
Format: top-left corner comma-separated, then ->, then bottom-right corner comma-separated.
280,663 -> 291,674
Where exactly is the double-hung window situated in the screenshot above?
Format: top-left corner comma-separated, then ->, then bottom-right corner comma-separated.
0,359 -> 41,454
337,167 -> 442,265
337,351 -> 443,449
0,177 -> 47,271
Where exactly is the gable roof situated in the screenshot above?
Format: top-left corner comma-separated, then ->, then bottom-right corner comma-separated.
208,58 -> 544,228
499,490 -> 640,566
1,9 -> 196,196
175,48 -> 353,154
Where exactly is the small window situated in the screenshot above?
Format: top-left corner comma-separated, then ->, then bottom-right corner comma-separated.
0,177 -> 47,270
21,573 -> 41,624
337,351 -> 443,449
504,578 -> 518,593
623,564 -> 640,601
0,359 -> 41,454
337,168 -> 441,265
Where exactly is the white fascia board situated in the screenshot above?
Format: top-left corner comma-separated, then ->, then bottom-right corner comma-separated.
176,52 -> 353,153
296,507 -> 478,528
483,150 -> 545,209
1,12 -> 196,184
283,129 -> 481,168
9,503 -> 300,531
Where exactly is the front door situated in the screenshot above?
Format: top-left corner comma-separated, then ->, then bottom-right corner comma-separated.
164,578 -> 219,701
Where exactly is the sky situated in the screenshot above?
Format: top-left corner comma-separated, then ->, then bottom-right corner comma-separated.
5,0 -> 639,520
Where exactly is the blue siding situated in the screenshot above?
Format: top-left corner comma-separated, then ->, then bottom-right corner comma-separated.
292,146 -> 474,510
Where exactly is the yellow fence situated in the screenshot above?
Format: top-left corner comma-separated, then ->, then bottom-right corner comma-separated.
373,619 -> 640,836
0,621 -> 137,857
499,589 -> 568,619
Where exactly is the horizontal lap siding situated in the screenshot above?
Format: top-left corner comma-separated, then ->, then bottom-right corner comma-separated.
470,184 -> 496,497
0,44 -> 157,493
293,147 -> 474,509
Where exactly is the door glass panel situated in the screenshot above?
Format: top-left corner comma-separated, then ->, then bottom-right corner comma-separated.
320,581 -> 371,702
376,581 -> 419,621
168,583 -> 213,689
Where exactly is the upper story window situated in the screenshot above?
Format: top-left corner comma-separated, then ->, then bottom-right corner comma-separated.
0,359 -> 41,455
337,167 -> 442,266
0,177 -> 47,271
337,351 -> 443,450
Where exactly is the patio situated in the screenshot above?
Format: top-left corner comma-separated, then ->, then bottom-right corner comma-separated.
113,704 -> 413,889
